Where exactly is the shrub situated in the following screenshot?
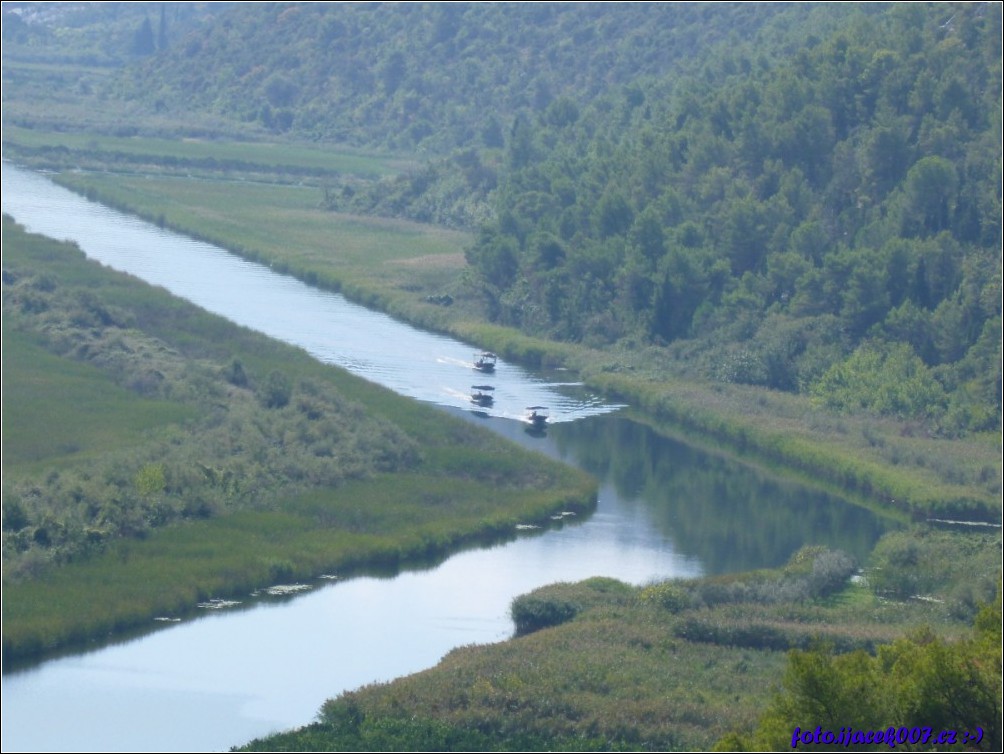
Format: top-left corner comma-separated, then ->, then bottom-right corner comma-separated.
222,358 -> 248,387
687,547 -> 856,608
810,342 -> 947,421
258,370 -> 292,408
639,581 -> 690,612
511,593 -> 580,636
673,617 -> 793,650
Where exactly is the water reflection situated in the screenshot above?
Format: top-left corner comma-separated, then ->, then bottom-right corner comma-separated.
451,408 -> 894,574
548,414 -> 889,572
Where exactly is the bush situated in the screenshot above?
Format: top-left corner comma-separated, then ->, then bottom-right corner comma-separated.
511,593 -> 580,636
673,617 -> 793,650
639,581 -> 690,612
687,547 -> 856,608
810,342 -> 947,421
222,358 -> 248,387
867,528 -> 1000,612
510,577 -> 633,635
258,370 -> 292,408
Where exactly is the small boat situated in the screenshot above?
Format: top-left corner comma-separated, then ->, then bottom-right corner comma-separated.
471,384 -> 495,407
525,406 -> 549,429
473,351 -> 497,372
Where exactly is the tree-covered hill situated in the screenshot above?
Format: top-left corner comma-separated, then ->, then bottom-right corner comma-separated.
109,2 -> 863,150
462,1 -> 1001,436
1,2 -> 230,65
4,2 -> 1000,437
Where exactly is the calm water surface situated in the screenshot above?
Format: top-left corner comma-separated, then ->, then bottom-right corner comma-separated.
0,164 -> 894,752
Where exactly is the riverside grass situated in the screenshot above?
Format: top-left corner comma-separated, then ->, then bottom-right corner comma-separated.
3,474 -> 592,660
51,171 -> 470,316
2,125 -> 412,178
37,164 -> 1000,523
2,325 -> 197,471
238,536 -> 1000,752
1,220 -> 596,660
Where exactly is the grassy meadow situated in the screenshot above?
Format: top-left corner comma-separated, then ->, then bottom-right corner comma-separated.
1,217 -> 596,660
51,170 -> 472,317
2,124 -> 413,179
2,324 -> 196,470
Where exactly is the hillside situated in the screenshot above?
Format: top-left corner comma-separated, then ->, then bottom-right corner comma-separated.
108,2 -> 860,150
3,2 -> 999,440
458,1 -> 1001,438
3,4 -> 901,148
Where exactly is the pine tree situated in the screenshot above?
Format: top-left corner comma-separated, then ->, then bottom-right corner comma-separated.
132,17 -> 155,56
158,4 -> 168,51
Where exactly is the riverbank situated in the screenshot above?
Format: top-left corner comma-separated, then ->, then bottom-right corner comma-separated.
41,167 -> 1000,524
237,535 -> 1000,751
1,218 -> 597,661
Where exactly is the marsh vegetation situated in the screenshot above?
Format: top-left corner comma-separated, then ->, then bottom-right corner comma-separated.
1,217 -> 595,659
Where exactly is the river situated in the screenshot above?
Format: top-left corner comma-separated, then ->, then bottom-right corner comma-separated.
0,163 -> 894,752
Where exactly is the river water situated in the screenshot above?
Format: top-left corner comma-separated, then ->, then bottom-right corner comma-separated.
0,163 -> 894,752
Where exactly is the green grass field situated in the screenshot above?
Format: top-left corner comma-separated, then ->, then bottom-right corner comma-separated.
51,171 -> 472,314
2,325 -> 196,470
2,125 -> 413,177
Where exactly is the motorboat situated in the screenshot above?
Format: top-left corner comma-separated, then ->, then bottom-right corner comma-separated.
473,351 -> 497,372
525,406 -> 549,429
471,384 -> 495,407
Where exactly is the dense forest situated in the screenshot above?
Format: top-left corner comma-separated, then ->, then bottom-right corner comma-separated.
1,2 -> 230,64
106,3 -> 850,149
458,2 -> 1001,439
30,1 -> 992,437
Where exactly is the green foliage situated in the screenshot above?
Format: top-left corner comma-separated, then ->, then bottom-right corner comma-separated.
134,463 -> 165,498
638,582 -> 689,613
867,528 -> 1001,621
511,592 -> 581,636
680,547 -> 859,615
258,369 -> 292,409
731,583 -> 1002,751
900,156 -> 959,237
810,342 -> 947,420
511,578 -> 633,636
221,358 -> 248,387
451,2 -> 1000,435
99,3 -> 808,150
